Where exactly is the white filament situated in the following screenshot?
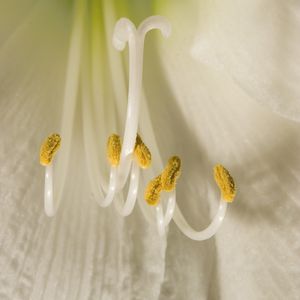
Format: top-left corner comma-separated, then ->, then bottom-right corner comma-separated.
99,167 -> 118,207
44,164 -> 55,217
43,0 -> 86,217
156,204 -> 166,237
154,191 -> 228,240
113,161 -> 140,216
173,198 -> 228,241
154,191 -> 177,237
163,190 -> 176,226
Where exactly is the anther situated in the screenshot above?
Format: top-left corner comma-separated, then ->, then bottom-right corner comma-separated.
107,134 -> 121,166
39,133 -> 61,166
134,134 -> 151,169
161,156 -> 181,191
213,164 -> 236,202
144,175 -> 163,206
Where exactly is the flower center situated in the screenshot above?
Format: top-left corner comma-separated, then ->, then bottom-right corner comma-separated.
38,15 -> 238,241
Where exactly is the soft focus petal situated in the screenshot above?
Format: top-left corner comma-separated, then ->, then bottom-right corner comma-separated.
156,0 -> 300,121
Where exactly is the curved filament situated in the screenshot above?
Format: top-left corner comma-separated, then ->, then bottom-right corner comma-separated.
173,199 -> 228,241
163,190 -> 176,226
44,164 -> 55,217
155,204 -> 166,237
96,167 -> 118,207
154,190 -> 176,237
113,161 -> 140,216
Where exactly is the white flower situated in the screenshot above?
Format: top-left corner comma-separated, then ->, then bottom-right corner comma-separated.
0,0 -> 299,299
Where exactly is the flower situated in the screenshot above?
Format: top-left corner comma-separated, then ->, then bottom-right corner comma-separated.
0,0 -> 300,299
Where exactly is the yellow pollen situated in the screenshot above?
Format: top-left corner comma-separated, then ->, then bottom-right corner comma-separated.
213,164 -> 236,202
39,133 -> 61,166
134,134 -> 152,169
144,175 -> 163,206
107,134 -> 121,166
161,156 -> 181,192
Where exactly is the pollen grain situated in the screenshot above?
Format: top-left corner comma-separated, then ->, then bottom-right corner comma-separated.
144,175 -> 163,206
213,164 -> 236,202
134,134 -> 151,169
161,156 -> 181,191
39,133 -> 61,166
107,134 -> 121,166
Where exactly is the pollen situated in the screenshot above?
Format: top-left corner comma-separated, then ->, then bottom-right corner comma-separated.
161,156 -> 181,191
134,134 -> 152,169
144,175 -> 163,206
107,134 -> 121,166
39,133 -> 61,166
213,164 -> 236,202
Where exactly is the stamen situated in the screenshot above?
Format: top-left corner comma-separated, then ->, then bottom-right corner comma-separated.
214,164 -> 236,202
107,134 -> 121,166
144,175 -> 162,206
134,134 -> 151,169
161,156 -> 181,191
40,133 -> 61,166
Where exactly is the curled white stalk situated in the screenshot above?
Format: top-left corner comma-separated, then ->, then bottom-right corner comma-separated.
55,0 -> 86,211
99,167 -> 118,207
113,16 -> 171,189
92,163 -> 138,210
41,0 -> 86,217
44,165 -> 55,217
155,191 -> 176,237
154,191 -> 229,240
173,196 -> 228,241
155,204 -> 166,236
113,161 -> 140,216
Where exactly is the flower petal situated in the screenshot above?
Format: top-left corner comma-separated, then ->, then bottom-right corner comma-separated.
156,0 -> 300,121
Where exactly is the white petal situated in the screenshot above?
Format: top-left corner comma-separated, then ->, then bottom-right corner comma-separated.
156,0 -> 300,121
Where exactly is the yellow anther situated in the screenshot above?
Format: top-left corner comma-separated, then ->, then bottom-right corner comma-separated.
144,175 -> 163,206
161,156 -> 181,192
39,133 -> 61,166
214,164 -> 236,202
134,134 -> 151,169
107,134 -> 121,166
